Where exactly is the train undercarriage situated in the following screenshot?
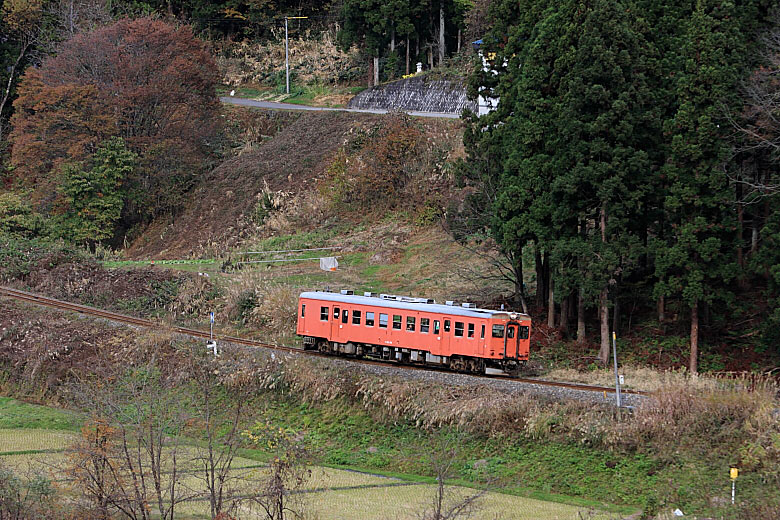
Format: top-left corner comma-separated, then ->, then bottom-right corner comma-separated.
302,336 -> 525,376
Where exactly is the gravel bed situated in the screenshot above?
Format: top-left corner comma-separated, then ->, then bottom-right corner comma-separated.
212,337 -> 647,408
8,295 -> 645,409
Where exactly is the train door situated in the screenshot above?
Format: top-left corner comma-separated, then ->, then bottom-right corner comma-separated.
436,318 -> 451,357
504,322 -> 520,359
332,306 -> 349,343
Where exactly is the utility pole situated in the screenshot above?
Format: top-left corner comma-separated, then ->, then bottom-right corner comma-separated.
612,331 -> 622,408
285,16 -> 308,95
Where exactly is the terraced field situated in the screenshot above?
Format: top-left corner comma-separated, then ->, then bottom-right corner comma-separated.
0,397 -> 617,519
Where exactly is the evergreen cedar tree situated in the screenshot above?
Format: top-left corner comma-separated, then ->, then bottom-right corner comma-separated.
9,17 -> 220,221
339,0 -> 469,79
462,0 -> 776,369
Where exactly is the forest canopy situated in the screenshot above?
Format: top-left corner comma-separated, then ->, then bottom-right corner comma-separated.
459,0 -> 779,368
7,16 -> 220,243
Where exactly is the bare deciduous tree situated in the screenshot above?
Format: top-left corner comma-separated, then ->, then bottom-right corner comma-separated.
66,357 -> 196,520
188,351 -> 255,520
727,11 -> 780,198
418,439 -> 490,520
0,462 -> 61,519
242,422 -> 312,520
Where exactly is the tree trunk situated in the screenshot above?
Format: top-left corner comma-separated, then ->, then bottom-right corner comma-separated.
612,286 -> 619,336
428,45 -> 434,69
598,287 -> 610,365
391,28 -> 395,52
737,197 -> 744,269
373,55 -> 379,86
577,288 -> 586,343
547,277 -> 555,328
598,203 -> 610,364
751,220 -> 758,254
690,301 -> 699,375
457,28 -> 461,53
405,37 -> 410,74
657,294 -> 665,323
513,251 -> 528,314
439,6 -> 445,65
0,39 -> 31,143
535,249 -> 544,307
559,293 -> 569,334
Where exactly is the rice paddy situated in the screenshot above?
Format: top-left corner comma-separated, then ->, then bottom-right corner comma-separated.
0,396 -> 617,519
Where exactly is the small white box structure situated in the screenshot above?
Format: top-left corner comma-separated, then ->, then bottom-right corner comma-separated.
320,257 -> 339,271
472,39 -> 501,117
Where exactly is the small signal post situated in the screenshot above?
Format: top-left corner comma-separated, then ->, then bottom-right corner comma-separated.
208,312 -> 217,357
730,467 -> 738,505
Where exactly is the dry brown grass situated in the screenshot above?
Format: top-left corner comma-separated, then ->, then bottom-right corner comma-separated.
217,31 -> 362,87
221,272 -> 299,344
270,355 -> 780,461
545,366 -> 723,393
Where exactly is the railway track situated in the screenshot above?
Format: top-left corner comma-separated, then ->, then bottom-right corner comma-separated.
0,286 -> 647,397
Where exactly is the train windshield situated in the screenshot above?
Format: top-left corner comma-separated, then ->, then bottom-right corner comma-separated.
492,324 -> 504,338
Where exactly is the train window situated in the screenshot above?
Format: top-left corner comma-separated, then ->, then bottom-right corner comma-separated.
420,318 -> 430,333
392,315 -> 402,330
342,310 -> 349,324
353,310 -> 361,325
379,313 -> 388,328
507,327 -> 515,339
454,322 -> 464,337
492,324 -> 504,338
519,326 -> 529,339
333,307 -> 340,320
480,325 -> 485,339
433,320 -> 440,334
320,307 -> 329,321
468,323 -> 475,338
444,320 -> 450,332
301,304 -> 305,317
366,312 -> 375,326
407,316 -> 416,331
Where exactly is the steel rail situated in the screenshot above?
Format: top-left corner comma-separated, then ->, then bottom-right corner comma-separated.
0,286 -> 647,396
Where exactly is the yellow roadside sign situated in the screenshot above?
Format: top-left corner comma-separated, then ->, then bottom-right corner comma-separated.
730,468 -> 739,480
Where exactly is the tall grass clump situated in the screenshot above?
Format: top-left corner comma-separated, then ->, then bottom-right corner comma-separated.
222,272 -> 298,342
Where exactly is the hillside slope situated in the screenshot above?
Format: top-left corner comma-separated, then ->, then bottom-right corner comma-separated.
127,111 -> 386,258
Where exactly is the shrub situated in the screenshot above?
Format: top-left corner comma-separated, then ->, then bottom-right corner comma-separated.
0,237 -> 90,282
0,192 -> 48,239
324,116 -> 423,213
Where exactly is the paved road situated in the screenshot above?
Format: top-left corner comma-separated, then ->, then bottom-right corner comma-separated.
220,96 -> 461,119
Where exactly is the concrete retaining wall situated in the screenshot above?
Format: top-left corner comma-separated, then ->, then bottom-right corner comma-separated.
347,77 -> 476,115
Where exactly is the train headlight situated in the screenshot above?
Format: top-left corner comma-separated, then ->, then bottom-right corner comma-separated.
510,312 -> 518,320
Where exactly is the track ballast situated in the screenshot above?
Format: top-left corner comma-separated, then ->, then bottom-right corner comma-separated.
0,286 -> 647,400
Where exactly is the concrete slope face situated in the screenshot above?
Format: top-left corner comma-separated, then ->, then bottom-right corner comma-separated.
347,77 -> 477,115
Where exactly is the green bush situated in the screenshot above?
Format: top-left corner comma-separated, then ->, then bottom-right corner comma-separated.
0,237 -> 90,282
0,192 -> 49,239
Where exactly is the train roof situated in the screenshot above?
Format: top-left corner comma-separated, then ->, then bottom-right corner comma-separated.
299,291 -> 530,321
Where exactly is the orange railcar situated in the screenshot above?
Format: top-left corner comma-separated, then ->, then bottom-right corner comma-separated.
296,291 -> 531,375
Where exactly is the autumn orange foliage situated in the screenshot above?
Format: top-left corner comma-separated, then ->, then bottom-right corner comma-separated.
9,17 -> 220,212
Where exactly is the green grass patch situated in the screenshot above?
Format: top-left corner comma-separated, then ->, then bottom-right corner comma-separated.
216,84 -> 265,97
102,259 -> 216,269
248,397 -> 643,513
0,397 -> 81,431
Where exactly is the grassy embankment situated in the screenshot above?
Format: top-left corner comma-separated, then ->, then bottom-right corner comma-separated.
2,290 -> 779,519
0,393 -> 627,519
